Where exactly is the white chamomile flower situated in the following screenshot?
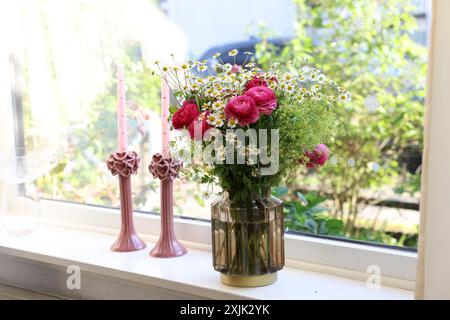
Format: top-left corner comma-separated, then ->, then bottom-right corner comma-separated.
206,113 -> 218,125
247,144 -> 259,157
228,49 -> 238,57
227,118 -> 237,128
313,92 -> 323,100
202,190 -> 211,198
311,84 -> 321,92
269,82 -> 278,90
236,139 -> 244,149
190,83 -> 200,92
203,101 -> 212,108
225,131 -> 237,143
211,101 -> 223,111
222,75 -> 233,83
244,51 -> 253,55
213,52 -> 221,59
271,62 -> 280,69
245,62 -> 256,69
218,112 -> 226,120
299,74 -> 306,81
283,73 -> 293,81
237,145 -> 246,157
317,74 -> 326,84
214,118 -> 224,127
286,83 -> 296,93
309,72 -> 319,82
243,73 -> 253,81
197,64 -> 208,72
338,92 -> 351,103
215,145 -> 225,160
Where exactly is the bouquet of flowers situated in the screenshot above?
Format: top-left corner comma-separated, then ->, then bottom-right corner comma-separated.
154,50 -> 350,202
153,50 -> 350,284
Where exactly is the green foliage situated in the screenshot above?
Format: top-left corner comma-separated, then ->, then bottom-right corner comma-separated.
394,171 -> 421,196
279,190 -> 345,236
256,0 -> 426,241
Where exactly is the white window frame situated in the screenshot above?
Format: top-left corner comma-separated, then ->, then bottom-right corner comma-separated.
415,0 -> 450,299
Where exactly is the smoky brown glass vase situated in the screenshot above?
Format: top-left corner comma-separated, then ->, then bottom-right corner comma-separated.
211,189 -> 285,287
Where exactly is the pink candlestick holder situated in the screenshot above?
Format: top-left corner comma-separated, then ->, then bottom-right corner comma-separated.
107,151 -> 146,252
148,153 -> 187,258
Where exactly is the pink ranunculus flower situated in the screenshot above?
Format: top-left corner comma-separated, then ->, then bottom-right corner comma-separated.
172,100 -> 200,129
302,144 -> 330,168
231,64 -> 241,73
188,112 -> 211,140
224,95 -> 260,126
244,74 -> 268,92
245,86 -> 278,116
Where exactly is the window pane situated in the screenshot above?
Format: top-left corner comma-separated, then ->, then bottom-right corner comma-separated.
2,0 -> 429,249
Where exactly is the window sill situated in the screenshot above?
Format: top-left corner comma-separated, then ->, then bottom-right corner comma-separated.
0,224 -> 413,300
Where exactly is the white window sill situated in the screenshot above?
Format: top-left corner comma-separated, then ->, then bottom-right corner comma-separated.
0,224 -> 413,300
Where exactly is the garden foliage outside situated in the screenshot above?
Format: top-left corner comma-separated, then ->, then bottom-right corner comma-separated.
257,0 -> 426,248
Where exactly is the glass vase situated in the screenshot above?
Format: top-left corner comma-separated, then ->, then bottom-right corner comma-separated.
211,189 -> 284,287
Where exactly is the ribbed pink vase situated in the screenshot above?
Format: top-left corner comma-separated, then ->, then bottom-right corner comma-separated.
148,153 -> 187,258
107,151 -> 146,252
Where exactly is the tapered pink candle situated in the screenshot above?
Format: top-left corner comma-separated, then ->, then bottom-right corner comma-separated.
161,81 -> 170,158
117,65 -> 128,153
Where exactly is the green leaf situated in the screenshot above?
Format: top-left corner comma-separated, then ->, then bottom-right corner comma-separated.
193,194 -> 205,206
296,192 -> 308,206
325,219 -> 345,235
272,186 -> 289,197
169,105 -> 179,114
304,206 -> 328,217
318,221 -> 328,235
305,219 -> 318,233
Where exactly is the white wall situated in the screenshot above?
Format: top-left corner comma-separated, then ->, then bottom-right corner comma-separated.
162,0 -> 296,58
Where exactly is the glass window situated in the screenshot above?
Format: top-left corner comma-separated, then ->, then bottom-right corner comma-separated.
2,0 -> 429,249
